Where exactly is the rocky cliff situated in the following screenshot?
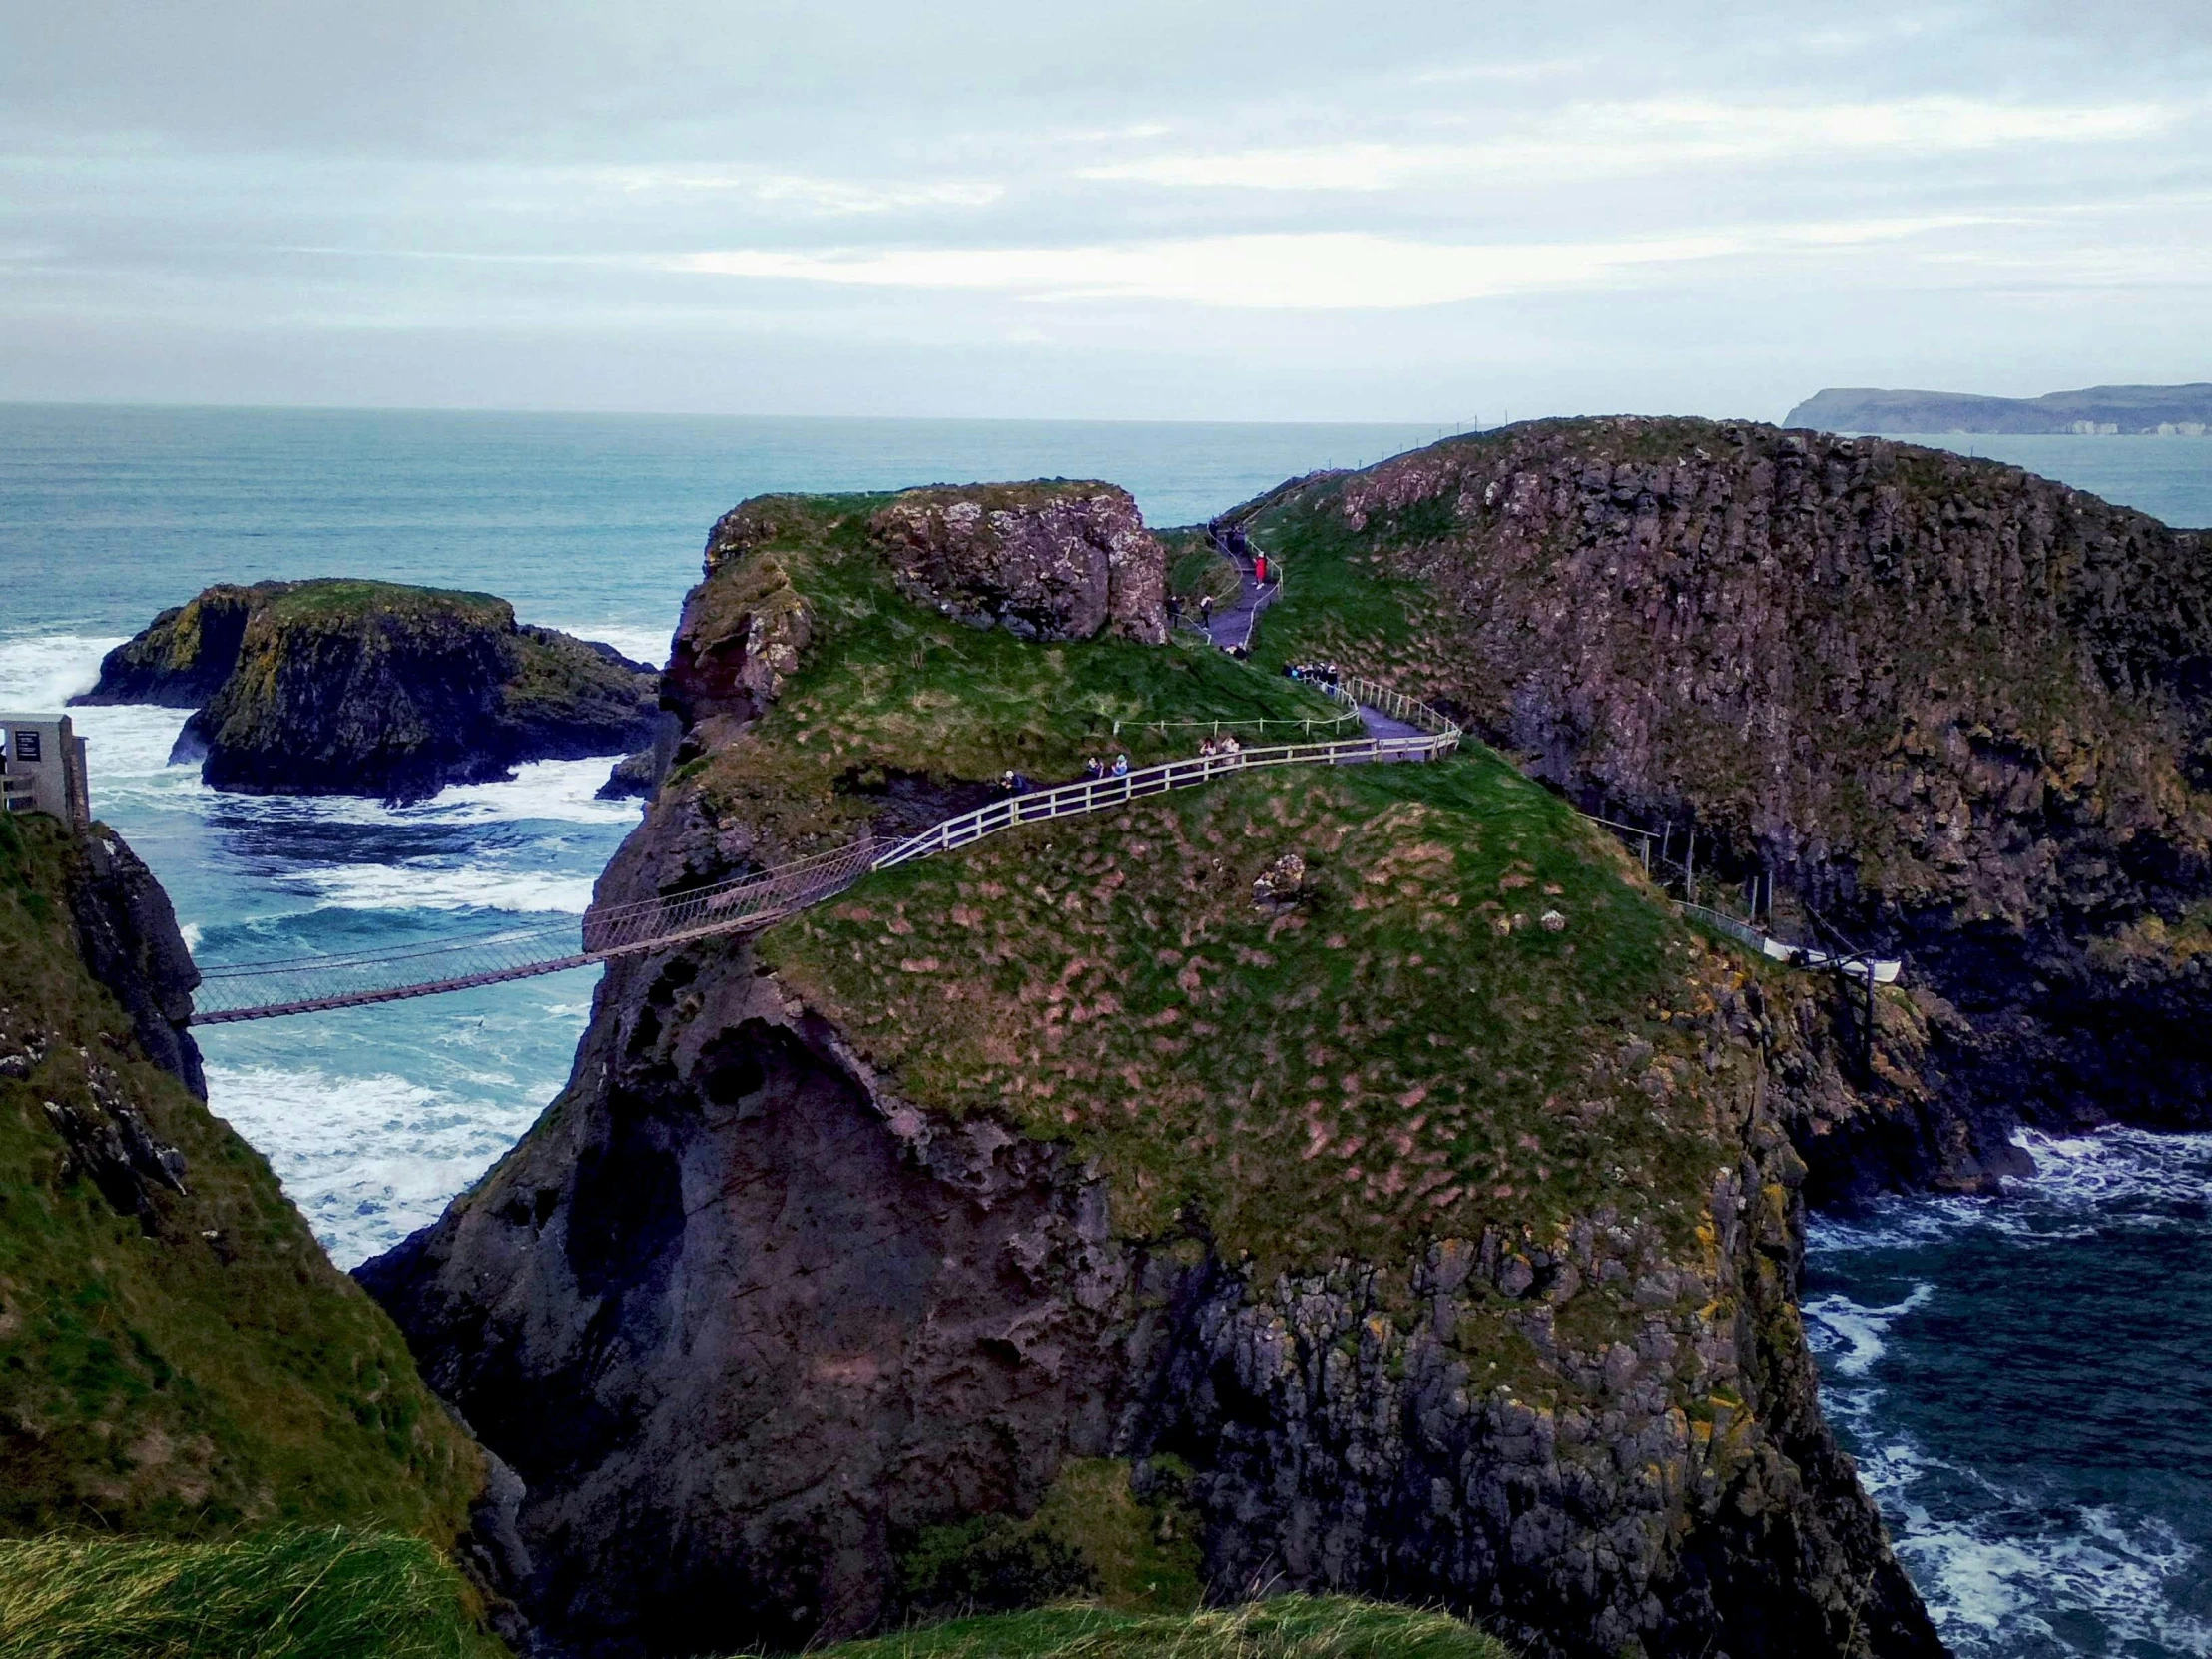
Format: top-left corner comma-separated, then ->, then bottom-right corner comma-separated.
363,482 -> 1935,1659
1236,417 -> 2212,1194
0,810 -> 482,1539
79,579 -> 661,804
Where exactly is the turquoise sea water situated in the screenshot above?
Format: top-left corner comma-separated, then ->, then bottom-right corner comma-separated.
2,405 -> 2207,1654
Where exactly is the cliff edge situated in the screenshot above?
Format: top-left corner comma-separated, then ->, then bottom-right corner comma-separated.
0,809 -> 482,1539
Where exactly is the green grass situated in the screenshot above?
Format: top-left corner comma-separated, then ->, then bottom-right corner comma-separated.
704,481 -> 1751,1397
260,579 -> 511,627
780,1595 -> 1511,1659
0,1528 -> 499,1659
0,815 -> 481,1537
762,747 -> 1732,1284
678,493 -> 1345,853
899,1459 -> 1203,1622
1163,536 -> 1241,610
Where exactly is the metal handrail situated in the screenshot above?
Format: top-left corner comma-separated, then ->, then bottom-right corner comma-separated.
874,714 -> 1461,871
1675,901 -> 1901,984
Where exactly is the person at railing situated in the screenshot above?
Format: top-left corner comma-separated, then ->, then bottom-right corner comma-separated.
1111,752 -> 1130,777
1084,756 -> 1104,780
1000,769 -> 1034,796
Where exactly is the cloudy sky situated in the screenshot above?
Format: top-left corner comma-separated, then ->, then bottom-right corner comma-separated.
4,0 -> 2207,421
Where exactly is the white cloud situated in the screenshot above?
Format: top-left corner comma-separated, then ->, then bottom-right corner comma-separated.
1077,96 -> 2182,191
591,166 -> 1003,215
665,219 -> 1977,310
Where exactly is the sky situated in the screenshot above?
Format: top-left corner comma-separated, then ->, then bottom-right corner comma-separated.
3,0 -> 2209,422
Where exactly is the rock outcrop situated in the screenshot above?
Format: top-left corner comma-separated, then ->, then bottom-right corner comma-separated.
73,583 -> 266,707
364,482 -> 1936,1659
79,579 -> 662,804
862,483 -> 1168,644
64,828 -> 205,1097
1243,417 -> 2212,1183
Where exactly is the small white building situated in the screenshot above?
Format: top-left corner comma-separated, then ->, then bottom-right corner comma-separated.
1,714 -> 91,830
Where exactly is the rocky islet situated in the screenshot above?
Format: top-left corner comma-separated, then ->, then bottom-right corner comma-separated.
78,577 -> 663,804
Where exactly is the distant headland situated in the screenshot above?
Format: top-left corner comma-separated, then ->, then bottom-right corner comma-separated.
1786,381 -> 2212,435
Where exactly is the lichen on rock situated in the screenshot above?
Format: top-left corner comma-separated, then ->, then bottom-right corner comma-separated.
865,482 -> 1169,645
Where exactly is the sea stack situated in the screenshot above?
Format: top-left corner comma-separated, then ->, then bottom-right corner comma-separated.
79,578 -> 662,804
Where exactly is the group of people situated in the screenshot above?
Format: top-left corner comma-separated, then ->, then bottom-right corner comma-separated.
1285,661 -> 1343,687
1001,751 -> 1133,798
1197,732 -> 1244,758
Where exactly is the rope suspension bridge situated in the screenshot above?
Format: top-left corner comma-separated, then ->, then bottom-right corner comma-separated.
187,529 -> 1895,1024
189,674 -> 1461,1024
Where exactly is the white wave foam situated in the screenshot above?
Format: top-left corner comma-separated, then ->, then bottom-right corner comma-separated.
211,756 -> 642,829
279,860 -> 597,915
1803,1285 -> 1933,1378
2013,1125 -> 2212,1216
0,632 -> 122,708
1810,1125 -> 2212,1260
206,1061 -> 569,1268
422,758 -> 644,825
1896,1489 -> 2211,1656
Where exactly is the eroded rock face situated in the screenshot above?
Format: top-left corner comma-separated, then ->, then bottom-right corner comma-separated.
74,583 -> 270,707
65,829 -> 204,1098
364,913 -> 1934,1659
1263,418 -> 2212,1147
865,484 -> 1168,644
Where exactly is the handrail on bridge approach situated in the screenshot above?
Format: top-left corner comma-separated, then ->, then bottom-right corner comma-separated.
189,682 -> 1463,1024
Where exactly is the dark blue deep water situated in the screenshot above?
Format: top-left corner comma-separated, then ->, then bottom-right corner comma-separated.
3,405 -> 2208,1653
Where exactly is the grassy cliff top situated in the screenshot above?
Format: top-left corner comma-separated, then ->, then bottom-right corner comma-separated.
762,748 -> 1739,1275
672,491 -> 1347,855
257,579 -> 514,628
0,816 -> 480,1538
687,494 -> 1743,1282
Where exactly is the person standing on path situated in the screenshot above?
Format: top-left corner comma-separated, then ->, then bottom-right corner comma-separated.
1200,593 -> 1213,628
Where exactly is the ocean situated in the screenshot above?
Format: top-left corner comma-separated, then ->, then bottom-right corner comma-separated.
3,404 -> 2208,1654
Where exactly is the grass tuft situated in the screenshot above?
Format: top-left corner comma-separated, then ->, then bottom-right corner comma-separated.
0,1527 -> 498,1659
770,1601 -> 1512,1659
767,1594 -> 1510,1659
